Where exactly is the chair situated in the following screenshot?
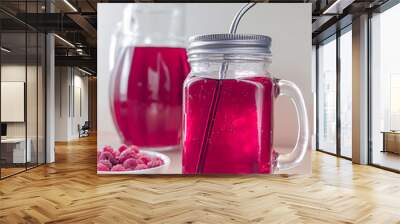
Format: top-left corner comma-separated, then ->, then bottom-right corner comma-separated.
78,121 -> 90,138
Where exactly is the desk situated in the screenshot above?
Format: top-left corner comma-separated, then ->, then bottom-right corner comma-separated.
1,138 -> 31,163
382,131 -> 400,154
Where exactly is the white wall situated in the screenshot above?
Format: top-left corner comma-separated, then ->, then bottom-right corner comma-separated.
98,4 -> 126,149
54,67 -> 89,141
1,65 -> 27,143
72,73 -> 89,138
55,66 -> 69,141
1,63 -> 46,163
1,65 -> 35,137
1,82 -> 25,122
98,3 -> 313,173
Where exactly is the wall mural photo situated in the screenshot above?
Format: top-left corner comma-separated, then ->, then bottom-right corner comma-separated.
97,3 -> 313,174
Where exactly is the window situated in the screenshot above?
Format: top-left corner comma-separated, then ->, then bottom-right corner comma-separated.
370,3 -> 400,171
0,1 -> 47,179
390,74 -> 400,130
317,36 -> 337,154
339,28 -> 352,158
316,25 -> 353,159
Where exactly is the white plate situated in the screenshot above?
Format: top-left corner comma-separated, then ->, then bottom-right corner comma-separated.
97,150 -> 170,174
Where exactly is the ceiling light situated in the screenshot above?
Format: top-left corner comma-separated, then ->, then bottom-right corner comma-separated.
1,47 -> 11,53
76,48 -> 86,56
322,0 -> 355,15
78,67 -> 93,76
54,34 -> 75,48
63,0 -> 78,12
323,0 -> 345,14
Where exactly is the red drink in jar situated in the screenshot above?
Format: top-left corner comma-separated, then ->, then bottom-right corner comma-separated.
183,77 -> 275,174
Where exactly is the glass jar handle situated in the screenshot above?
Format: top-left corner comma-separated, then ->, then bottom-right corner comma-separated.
275,79 -> 309,171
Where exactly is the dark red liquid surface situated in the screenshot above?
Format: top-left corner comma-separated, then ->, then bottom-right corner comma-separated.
183,76 -> 276,174
112,47 -> 190,148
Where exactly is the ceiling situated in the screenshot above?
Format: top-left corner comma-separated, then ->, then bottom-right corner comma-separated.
0,0 -> 394,74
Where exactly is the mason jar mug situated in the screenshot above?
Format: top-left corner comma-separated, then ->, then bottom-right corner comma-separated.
182,34 -> 309,174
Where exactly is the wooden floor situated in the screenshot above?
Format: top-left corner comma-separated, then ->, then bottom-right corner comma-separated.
1,163 -> 42,178
1,167 -> 26,178
1,135 -> 400,224
372,150 -> 400,171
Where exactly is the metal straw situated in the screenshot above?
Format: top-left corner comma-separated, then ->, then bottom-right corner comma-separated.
196,3 -> 256,173
229,3 -> 256,34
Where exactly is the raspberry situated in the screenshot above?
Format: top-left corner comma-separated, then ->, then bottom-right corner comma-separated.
155,157 -> 163,162
98,151 -> 118,165
147,158 -> 164,168
99,159 -> 112,168
102,145 -> 117,157
118,144 -> 128,153
118,148 -> 139,163
134,164 -> 148,170
103,145 -> 113,152
97,144 -> 164,172
128,145 -> 140,154
147,160 -> 157,168
138,155 -> 151,165
111,164 -> 126,171
136,158 -> 144,165
123,158 -> 137,170
97,163 -> 110,171
98,151 -> 113,160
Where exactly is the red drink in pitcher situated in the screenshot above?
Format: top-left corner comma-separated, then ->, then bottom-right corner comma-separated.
112,46 -> 190,148
110,4 -> 189,150
183,77 -> 275,174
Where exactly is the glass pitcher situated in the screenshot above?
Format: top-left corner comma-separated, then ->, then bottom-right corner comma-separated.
110,4 -> 190,151
182,34 -> 309,174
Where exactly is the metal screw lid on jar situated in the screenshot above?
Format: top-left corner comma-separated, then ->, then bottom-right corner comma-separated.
187,33 -> 272,57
